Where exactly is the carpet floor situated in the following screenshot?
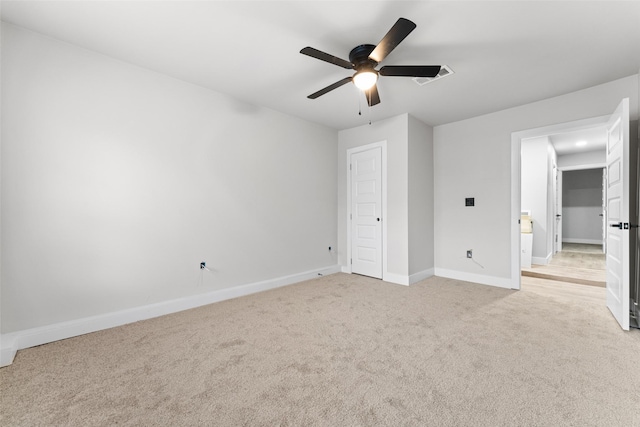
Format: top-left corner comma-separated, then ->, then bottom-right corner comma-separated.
1,273 -> 639,426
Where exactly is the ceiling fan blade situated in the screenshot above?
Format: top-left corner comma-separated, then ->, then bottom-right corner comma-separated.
379,65 -> 441,77
307,76 -> 353,99
300,47 -> 354,69
369,18 -> 417,63
365,84 -> 381,106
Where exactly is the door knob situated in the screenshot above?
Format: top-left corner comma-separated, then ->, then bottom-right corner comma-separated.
610,222 -> 623,229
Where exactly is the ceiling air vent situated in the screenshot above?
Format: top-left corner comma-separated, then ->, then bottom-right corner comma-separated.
412,65 -> 454,86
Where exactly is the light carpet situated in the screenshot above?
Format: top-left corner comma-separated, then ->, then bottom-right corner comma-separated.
1,273 -> 639,426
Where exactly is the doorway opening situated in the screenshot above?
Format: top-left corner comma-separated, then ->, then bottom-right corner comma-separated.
510,114 -> 610,290
512,98 -> 636,331
511,98 -> 640,330
520,127 -> 607,288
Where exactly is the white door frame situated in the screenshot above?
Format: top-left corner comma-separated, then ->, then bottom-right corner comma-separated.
511,115 -> 609,290
557,166 -> 607,249
602,166 -> 607,254
553,166 -> 563,254
346,141 -> 388,280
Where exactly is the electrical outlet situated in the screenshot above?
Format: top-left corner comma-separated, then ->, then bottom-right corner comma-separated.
466,250 -> 473,259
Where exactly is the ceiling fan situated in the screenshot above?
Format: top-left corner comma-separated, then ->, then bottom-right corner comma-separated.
300,18 -> 441,106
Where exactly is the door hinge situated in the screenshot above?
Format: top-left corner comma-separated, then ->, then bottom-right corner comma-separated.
350,163 -> 352,170
350,258 -> 352,265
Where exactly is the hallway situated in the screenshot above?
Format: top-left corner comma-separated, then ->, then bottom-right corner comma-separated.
521,243 -> 605,287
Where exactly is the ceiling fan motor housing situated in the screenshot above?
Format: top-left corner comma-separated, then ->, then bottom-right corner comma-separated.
349,44 -> 378,71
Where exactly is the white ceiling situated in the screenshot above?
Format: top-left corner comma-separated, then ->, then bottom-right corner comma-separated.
549,126 -> 607,156
2,1 -> 639,130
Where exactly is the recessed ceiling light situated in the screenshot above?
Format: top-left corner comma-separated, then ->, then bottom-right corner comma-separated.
576,140 -> 587,147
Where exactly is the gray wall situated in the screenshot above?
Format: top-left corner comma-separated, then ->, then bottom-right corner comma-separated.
434,74 -> 638,286
408,115 -> 435,276
2,22 -> 638,336
562,169 -> 604,244
337,113 -> 435,283
521,136 -> 554,262
338,114 -> 409,278
1,24 -> 338,333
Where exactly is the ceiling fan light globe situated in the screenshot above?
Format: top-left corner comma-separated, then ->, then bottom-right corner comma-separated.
353,71 -> 378,90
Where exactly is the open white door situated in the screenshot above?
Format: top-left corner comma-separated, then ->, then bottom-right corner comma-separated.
605,98 -> 630,330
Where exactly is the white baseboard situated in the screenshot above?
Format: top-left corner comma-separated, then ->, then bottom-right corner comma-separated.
384,272 -> 410,286
0,264 -> 342,368
562,238 -> 602,245
385,269 -> 435,286
532,252 -> 553,266
409,268 -> 435,285
340,262 -> 407,285
337,267 -> 434,286
338,270 -> 411,286
0,335 -> 18,368
434,268 -> 517,290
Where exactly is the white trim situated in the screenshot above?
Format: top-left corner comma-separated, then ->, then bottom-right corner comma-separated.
515,115 -> 609,140
511,114 -> 610,291
511,131 -> 522,290
344,268 -> 433,287
559,163 -> 606,172
434,268 -> 516,290
562,238 -> 603,245
346,141 -> 388,280
0,265 -> 341,367
384,272 -> 410,286
532,253 -> 553,265
1,336 -> 18,368
409,268 -> 435,285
